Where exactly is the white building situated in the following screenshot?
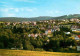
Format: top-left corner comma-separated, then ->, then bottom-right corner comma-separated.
77,46 -> 80,51
64,32 -> 70,34
75,35 -> 80,41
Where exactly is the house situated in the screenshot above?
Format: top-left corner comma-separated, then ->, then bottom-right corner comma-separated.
51,29 -> 55,32
30,34 -> 35,37
75,35 -> 80,41
72,29 -> 77,31
53,26 -> 60,31
28,34 -> 40,38
64,32 -> 70,34
45,30 -> 48,34
32,21 -> 36,25
78,22 -> 80,24
77,46 -> 80,51
77,41 -> 80,51
45,29 -> 52,34
77,29 -> 80,31
48,30 -> 52,34
28,34 -> 31,37
35,34 -> 38,37
45,29 -> 53,37
6,22 -> 11,25
72,29 -> 80,33
71,25 -> 80,32
70,18 -> 79,22
78,35 -> 80,38
71,25 -> 80,29
21,21 -> 29,24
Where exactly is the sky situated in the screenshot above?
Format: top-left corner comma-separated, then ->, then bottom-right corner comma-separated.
0,0 -> 80,17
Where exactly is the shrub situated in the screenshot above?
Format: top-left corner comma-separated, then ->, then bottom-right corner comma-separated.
59,48 -> 64,52
64,48 -> 69,51
48,49 -> 53,52
34,48 -> 44,51
0,42 -> 4,48
27,44 -> 34,50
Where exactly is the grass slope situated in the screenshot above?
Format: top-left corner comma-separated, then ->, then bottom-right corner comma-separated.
0,49 -> 80,56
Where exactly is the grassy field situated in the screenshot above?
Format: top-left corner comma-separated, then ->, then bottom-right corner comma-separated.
0,49 -> 80,56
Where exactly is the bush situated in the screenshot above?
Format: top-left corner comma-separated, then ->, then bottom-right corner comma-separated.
64,48 -> 69,51
0,42 -> 4,48
34,48 -> 44,51
59,48 -> 64,52
48,49 -> 53,52
27,45 -> 34,50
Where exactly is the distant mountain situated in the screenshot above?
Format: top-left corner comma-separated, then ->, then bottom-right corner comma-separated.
55,14 -> 80,19
0,14 -> 80,22
0,16 -> 54,22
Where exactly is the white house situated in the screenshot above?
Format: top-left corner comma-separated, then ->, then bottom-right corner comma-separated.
45,30 -> 48,34
64,32 -> 70,34
75,35 -> 80,41
28,34 -> 31,37
77,46 -> 80,51
72,29 -> 77,31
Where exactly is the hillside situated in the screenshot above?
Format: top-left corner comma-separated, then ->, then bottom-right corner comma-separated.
0,14 -> 80,22
0,49 -> 80,56
55,14 -> 80,19
0,16 -> 54,22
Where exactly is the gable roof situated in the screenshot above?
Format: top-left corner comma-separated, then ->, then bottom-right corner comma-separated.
78,35 -> 80,38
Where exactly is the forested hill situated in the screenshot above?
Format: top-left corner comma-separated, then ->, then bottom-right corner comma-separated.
0,14 -> 80,22
0,16 -> 54,22
55,14 -> 80,19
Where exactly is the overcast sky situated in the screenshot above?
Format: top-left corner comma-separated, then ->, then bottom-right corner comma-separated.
0,0 -> 80,17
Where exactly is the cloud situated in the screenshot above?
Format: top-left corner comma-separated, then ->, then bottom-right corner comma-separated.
0,7 -> 38,17
0,8 -> 20,13
0,8 -> 9,12
17,7 -> 37,12
14,0 -> 36,3
0,8 -> 15,17
0,7 -> 37,12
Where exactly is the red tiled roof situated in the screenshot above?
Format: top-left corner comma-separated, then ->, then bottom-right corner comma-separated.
78,35 -> 80,38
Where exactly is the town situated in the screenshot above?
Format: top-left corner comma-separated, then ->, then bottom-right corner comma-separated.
0,18 -> 80,52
